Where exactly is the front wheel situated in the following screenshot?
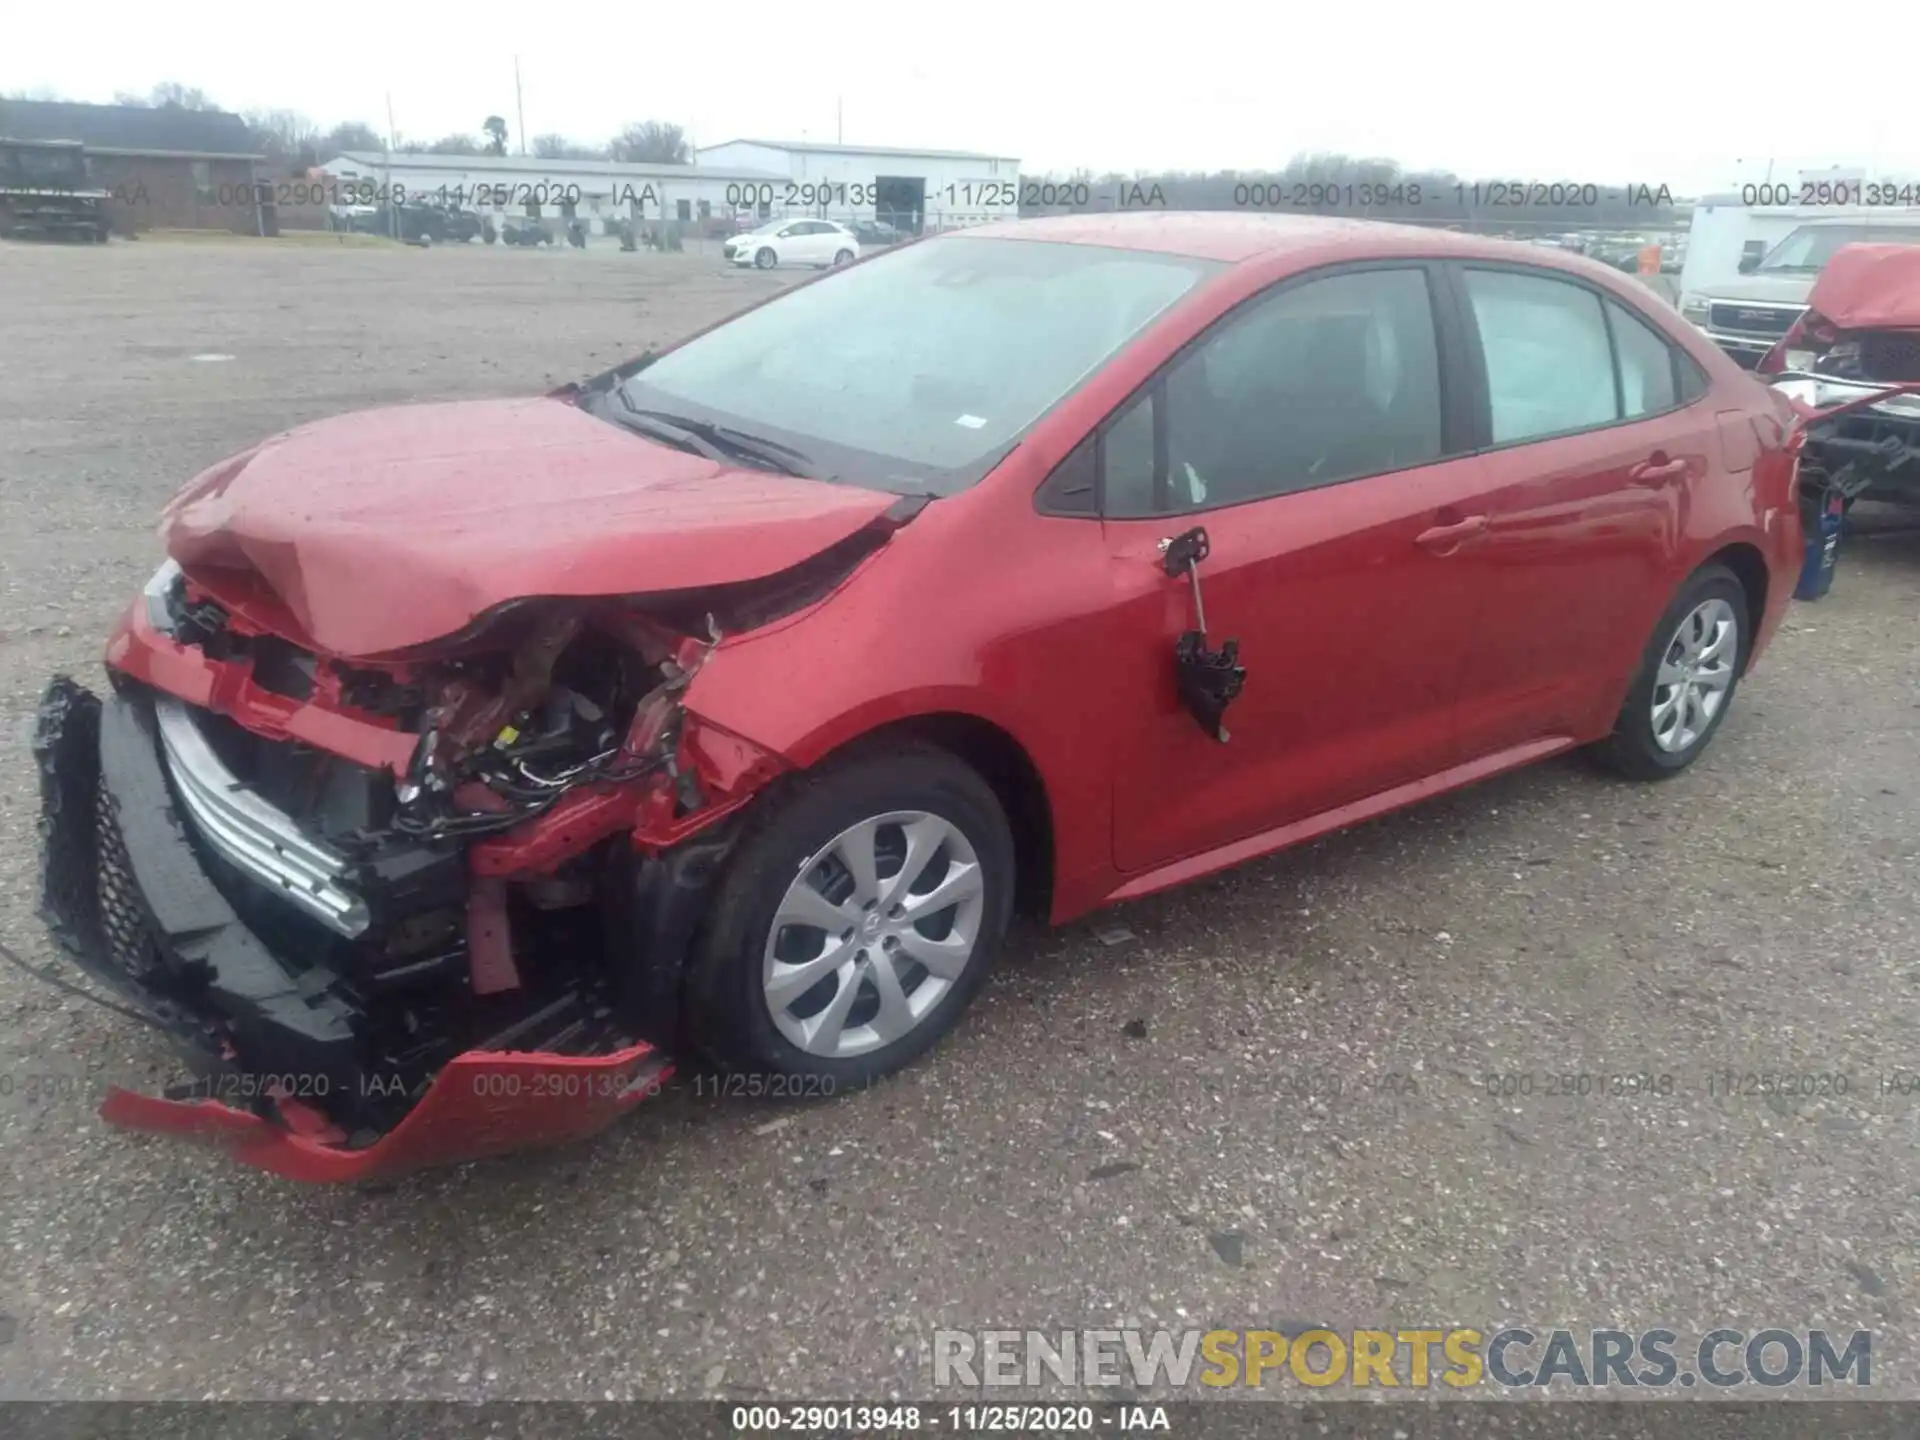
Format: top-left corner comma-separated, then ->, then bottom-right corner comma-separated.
832,248 -> 854,267
754,247 -> 777,270
683,744 -> 1015,1087
1592,563 -> 1749,779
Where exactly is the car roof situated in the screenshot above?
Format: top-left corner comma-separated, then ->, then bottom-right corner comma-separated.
957,211 -> 1640,274
1790,216 -> 1920,229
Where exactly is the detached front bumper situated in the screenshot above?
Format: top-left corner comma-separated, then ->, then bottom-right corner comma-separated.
32,676 -> 671,1182
1773,375 -> 1920,506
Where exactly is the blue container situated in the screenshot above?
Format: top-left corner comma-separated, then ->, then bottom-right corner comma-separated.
1794,497 -> 1845,601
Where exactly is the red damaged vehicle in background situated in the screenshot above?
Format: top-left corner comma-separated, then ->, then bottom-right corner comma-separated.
33,214 -> 1804,1180
1760,242 -> 1920,509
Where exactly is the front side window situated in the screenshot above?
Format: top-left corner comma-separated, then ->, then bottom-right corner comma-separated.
1758,224 -> 1920,274
1103,391 -> 1158,515
1104,268 -> 1444,517
1464,269 -> 1616,444
622,235 -> 1221,491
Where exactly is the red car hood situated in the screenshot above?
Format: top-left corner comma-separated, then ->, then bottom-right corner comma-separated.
160,396 -> 896,656
1809,244 -> 1920,330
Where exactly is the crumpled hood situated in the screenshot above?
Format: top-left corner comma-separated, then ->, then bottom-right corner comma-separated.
1807,244 -> 1920,330
161,396 -> 897,657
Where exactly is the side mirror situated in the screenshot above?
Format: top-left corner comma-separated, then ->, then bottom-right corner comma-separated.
1737,253 -> 1760,274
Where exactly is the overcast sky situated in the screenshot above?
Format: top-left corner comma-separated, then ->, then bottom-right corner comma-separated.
6,0 -> 1911,196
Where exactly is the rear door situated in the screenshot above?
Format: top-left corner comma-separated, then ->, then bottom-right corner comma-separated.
1098,263 -> 1502,874
1444,263 -> 1713,758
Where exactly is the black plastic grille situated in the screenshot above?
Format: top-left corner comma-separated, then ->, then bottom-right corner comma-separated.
1708,302 -> 1800,337
1862,331 -> 1920,382
93,782 -> 165,984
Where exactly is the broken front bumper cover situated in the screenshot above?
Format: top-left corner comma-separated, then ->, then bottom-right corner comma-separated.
1773,377 -> 1920,505
32,676 -> 671,1182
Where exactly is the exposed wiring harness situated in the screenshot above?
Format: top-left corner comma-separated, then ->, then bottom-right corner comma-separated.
389,747 -> 670,842
0,934 -> 180,1036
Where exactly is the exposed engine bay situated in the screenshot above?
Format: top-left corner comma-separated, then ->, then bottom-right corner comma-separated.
29,517 -> 901,1177
1765,243 -> 1920,508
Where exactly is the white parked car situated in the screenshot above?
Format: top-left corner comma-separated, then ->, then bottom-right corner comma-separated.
723,218 -> 861,271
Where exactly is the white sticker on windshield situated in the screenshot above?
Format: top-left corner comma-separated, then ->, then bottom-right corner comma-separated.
954,414 -> 988,429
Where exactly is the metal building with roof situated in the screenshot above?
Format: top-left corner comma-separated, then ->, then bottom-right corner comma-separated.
695,139 -> 1023,231
0,98 -> 263,234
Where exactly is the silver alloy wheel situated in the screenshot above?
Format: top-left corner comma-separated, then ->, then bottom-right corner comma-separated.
762,810 -> 986,1059
1651,597 -> 1738,753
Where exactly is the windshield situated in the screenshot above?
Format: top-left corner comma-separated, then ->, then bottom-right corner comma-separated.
620,236 -> 1222,493
1758,224 -> 1920,273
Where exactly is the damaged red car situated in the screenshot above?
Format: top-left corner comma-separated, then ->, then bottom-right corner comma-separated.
34,214 -> 1804,1180
1760,241 -> 1920,507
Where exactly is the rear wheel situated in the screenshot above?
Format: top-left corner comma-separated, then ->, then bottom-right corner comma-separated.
754,247 -> 777,270
684,744 -> 1014,1087
1592,564 -> 1748,779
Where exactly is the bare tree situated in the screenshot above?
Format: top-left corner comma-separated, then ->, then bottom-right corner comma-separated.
319,121 -> 384,161
246,109 -> 322,168
606,121 -> 690,165
4,86 -> 70,102
532,133 -> 601,160
426,133 -> 484,155
146,81 -> 222,111
483,116 -> 509,156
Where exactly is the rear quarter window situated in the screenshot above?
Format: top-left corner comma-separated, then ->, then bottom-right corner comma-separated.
1606,300 -> 1679,416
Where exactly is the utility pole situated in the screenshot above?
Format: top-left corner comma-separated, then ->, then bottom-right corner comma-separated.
837,97 -> 843,145
514,56 -> 526,157
385,92 -> 399,241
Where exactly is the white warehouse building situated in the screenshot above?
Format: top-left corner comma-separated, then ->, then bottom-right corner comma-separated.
695,139 -> 1022,232
321,138 -> 1022,238
321,150 -> 791,237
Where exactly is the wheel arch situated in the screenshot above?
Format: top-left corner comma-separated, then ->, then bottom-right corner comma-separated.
792,711 -> 1057,922
1700,540 -> 1769,673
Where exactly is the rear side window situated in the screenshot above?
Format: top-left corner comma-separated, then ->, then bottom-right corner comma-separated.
1607,299 -> 1679,417
1463,269 -> 1616,443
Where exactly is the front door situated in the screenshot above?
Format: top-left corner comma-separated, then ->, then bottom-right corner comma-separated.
791,220 -> 830,264
1102,264 -> 1499,874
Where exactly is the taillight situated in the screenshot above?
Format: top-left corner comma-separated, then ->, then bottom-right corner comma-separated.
1759,310 -> 1838,375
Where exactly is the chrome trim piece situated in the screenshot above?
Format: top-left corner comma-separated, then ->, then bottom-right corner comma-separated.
1771,373 -> 1920,422
153,695 -> 370,937
1698,328 -> 1779,354
1708,301 -> 1802,325
142,558 -> 183,633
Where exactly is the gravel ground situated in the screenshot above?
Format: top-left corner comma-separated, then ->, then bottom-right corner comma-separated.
0,236 -> 1917,1405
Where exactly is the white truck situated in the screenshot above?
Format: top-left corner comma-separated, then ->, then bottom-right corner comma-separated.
1678,211 -> 1920,368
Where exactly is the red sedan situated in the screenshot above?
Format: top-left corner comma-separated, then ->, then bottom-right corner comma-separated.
34,213 -> 1803,1179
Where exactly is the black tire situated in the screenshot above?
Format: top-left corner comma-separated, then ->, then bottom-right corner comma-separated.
832,248 -> 854,267
683,743 -> 1015,1087
754,247 -> 777,270
1592,563 -> 1749,780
